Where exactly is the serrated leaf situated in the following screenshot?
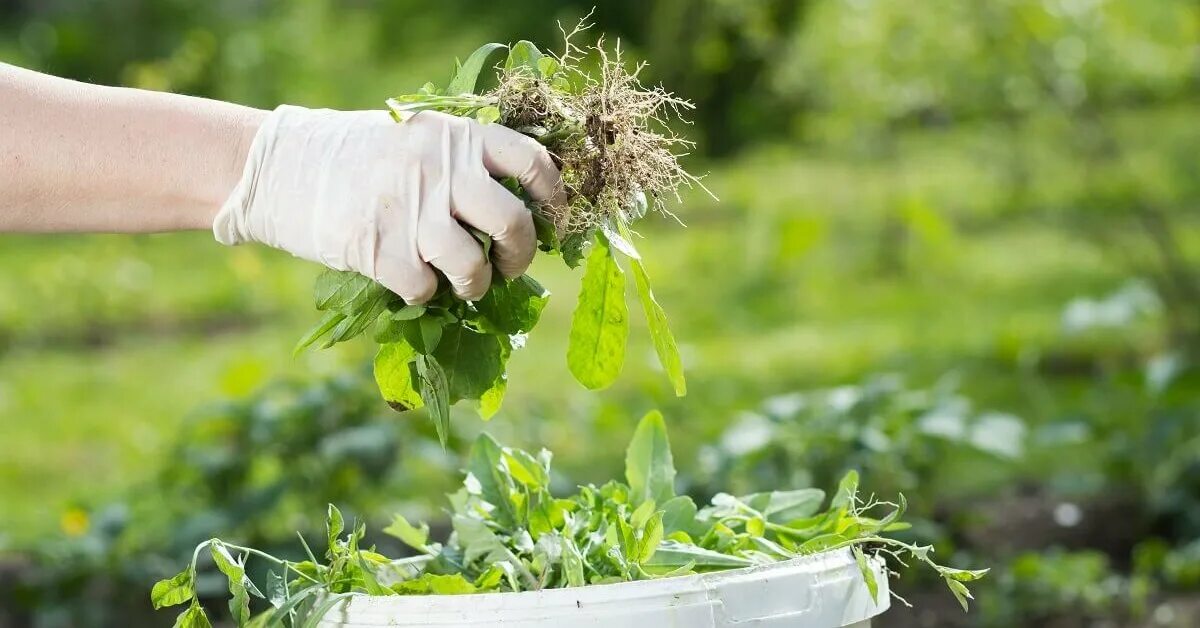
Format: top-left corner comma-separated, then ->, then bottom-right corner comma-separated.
374,342 -> 423,411
629,257 -> 685,396
447,42 -> 507,95
625,410 -> 676,506
567,234 -> 628,389
151,569 -> 193,609
384,514 -> 431,553
468,433 -> 517,527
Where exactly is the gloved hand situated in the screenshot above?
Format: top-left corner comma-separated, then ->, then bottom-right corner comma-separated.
214,105 -> 562,302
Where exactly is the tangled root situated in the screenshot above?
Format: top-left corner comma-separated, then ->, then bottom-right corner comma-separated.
487,19 -> 710,236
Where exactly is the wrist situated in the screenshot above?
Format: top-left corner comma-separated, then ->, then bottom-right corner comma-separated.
196,106 -> 267,230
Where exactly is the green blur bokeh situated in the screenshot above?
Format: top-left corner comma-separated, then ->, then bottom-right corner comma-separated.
1,1 -> 1199,626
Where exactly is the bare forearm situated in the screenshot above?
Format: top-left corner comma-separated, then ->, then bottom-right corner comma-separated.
0,63 -> 266,232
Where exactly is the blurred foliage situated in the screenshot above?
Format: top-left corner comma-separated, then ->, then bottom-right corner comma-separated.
694,373 -> 1024,501
1,0 -> 1199,626
0,372 -> 454,627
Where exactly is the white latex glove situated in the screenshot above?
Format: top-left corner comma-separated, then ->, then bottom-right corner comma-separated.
214,105 -> 562,302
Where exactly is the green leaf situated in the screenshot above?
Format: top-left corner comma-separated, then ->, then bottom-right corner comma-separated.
476,375 -> 506,421
265,570 -> 286,609
645,541 -> 754,568
294,310 -> 346,354
504,40 -> 543,75
416,354 -> 452,447
447,43 -> 507,95
474,274 -> 549,335
433,326 -> 509,403
172,603 -> 211,628
325,285 -> 390,347
561,536 -> 586,587
398,315 -> 444,354
326,504 -> 345,558
660,496 -> 699,536
314,269 -> 373,311
630,500 -> 657,530
468,433 -> 517,527
744,489 -> 826,524
625,410 -> 676,506
638,512 -> 665,563
854,546 -> 879,603
831,470 -> 860,510
536,56 -> 560,78
357,553 -> 391,595
374,342 -> 423,411
797,533 -> 852,554
151,569 -> 193,609
451,515 -> 533,588
629,258 -> 686,396
532,211 -> 559,252
393,304 -> 427,320
475,105 -> 501,125
383,514 -> 431,553
937,565 -> 990,582
392,573 -> 478,595
560,230 -> 588,268
946,578 -> 974,612
210,541 -> 252,625
567,234 -> 628,389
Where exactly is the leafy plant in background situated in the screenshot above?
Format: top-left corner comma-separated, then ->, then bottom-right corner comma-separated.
699,374 -> 1026,501
979,550 -> 1151,627
2,373 -> 452,628
297,24 -> 704,445
153,411 -> 987,627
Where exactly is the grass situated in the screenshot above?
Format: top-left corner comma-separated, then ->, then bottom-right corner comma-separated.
0,103 -> 1192,547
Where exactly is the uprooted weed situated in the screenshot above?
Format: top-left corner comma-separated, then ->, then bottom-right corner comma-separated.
490,24 -> 709,235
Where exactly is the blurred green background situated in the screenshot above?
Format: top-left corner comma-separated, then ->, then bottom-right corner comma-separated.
1,0 -> 1199,626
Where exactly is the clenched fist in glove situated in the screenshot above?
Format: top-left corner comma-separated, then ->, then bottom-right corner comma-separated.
215,106 -> 563,302
0,63 -> 562,303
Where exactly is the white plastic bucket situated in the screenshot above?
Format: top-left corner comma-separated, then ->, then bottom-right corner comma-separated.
318,548 -> 890,627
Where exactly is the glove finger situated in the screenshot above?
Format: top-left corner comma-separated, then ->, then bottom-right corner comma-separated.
452,172 -> 536,279
374,195 -> 439,304
478,123 -> 567,207
419,216 -> 493,301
